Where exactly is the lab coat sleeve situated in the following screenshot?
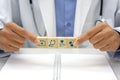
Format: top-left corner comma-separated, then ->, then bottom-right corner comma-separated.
0,0 -> 12,25
0,50 -> 12,58
108,49 -> 120,61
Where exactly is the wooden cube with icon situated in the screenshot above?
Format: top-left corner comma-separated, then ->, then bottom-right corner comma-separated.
66,38 -> 77,48
58,38 -> 67,48
48,38 -> 58,48
37,37 -> 48,48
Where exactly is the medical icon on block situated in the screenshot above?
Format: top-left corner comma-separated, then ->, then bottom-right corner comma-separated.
67,39 -> 77,48
58,38 -> 67,48
37,37 -> 77,48
37,37 -> 48,48
48,38 -> 58,48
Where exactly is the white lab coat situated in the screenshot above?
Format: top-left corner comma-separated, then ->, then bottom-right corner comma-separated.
0,0 -> 120,48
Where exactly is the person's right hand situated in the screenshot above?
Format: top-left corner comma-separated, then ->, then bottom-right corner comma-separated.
0,22 -> 38,52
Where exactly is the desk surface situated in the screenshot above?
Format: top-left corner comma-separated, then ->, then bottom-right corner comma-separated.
0,48 -> 120,80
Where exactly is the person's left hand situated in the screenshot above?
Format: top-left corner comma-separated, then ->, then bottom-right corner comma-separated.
74,22 -> 120,51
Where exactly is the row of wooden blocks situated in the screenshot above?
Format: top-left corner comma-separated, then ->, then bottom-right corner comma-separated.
37,37 -> 77,48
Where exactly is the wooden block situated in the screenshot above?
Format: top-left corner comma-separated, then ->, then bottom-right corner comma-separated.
48,38 -> 58,48
37,37 -> 48,48
58,38 -> 67,48
66,38 -> 77,48
37,37 -> 77,48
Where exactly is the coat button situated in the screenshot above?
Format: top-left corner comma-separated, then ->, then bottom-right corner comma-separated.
65,22 -> 71,27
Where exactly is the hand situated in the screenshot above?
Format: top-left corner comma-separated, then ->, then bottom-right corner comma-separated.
75,22 -> 120,51
0,22 -> 38,52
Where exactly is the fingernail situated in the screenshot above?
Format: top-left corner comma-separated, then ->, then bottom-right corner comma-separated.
34,39 -> 39,43
74,41 -> 78,46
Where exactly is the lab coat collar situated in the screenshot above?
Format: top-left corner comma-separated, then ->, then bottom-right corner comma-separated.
74,0 -> 93,37
39,0 -> 56,37
39,0 -> 93,37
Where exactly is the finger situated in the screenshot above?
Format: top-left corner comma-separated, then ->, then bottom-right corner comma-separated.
89,31 -> 104,44
0,39 -> 19,52
100,44 -> 116,51
0,35 -> 2,48
75,22 -> 107,46
99,45 -> 110,51
89,27 -> 114,44
5,22 -> 38,43
93,37 -> 111,49
0,37 -> 24,49
0,37 -> 8,48
11,35 -> 26,44
1,28 -> 26,44
8,39 -> 24,49
93,31 -> 116,49
99,40 -> 119,51
5,22 -> 27,38
3,45 -> 19,52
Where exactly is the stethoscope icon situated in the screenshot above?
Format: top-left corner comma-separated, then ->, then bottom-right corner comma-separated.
49,40 -> 56,47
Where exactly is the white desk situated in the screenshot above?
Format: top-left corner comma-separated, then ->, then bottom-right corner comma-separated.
0,48 -> 120,80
